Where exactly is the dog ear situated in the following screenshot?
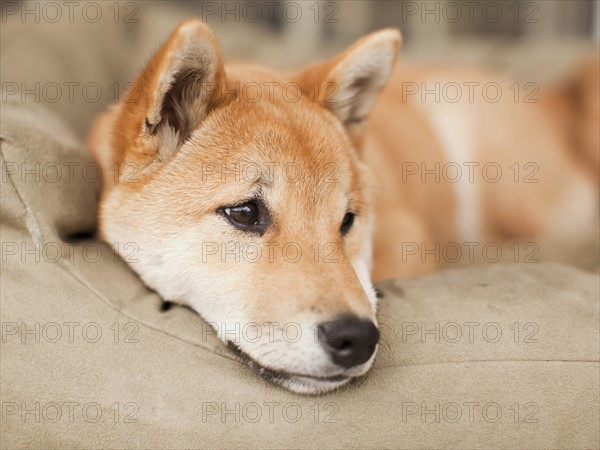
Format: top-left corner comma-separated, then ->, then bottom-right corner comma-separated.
118,19 -> 227,165
294,29 -> 401,135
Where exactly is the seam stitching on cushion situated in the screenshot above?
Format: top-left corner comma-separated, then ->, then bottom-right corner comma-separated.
54,262 -> 240,363
377,359 -> 600,368
0,139 -> 42,242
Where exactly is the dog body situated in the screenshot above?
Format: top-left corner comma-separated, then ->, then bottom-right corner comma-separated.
367,65 -> 598,279
88,21 -> 597,393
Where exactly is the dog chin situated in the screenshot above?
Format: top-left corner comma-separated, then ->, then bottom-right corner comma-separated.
228,343 -> 374,395
279,374 -> 352,395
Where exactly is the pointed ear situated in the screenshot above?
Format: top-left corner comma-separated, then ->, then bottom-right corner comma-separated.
294,29 -> 401,133
119,19 -> 227,165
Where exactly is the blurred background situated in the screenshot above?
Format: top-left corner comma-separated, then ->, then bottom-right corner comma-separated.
1,0 -> 598,272
2,0 -> 598,137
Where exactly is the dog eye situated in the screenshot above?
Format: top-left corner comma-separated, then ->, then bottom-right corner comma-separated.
340,212 -> 356,235
219,200 -> 269,234
224,202 -> 259,226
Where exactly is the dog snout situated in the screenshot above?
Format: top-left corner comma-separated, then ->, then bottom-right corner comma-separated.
318,316 -> 380,369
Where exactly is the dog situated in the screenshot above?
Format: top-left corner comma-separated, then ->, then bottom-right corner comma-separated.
88,20 -> 597,394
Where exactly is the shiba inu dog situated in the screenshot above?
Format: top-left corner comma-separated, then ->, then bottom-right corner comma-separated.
88,20 -> 597,394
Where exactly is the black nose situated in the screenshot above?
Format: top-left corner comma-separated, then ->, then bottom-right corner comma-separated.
318,316 -> 380,369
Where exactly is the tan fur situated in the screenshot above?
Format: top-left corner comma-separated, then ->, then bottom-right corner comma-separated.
88,20 -> 598,393
540,55 -> 600,182
367,65 -> 598,279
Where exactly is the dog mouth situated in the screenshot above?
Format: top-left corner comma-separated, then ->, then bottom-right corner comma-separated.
227,343 -> 352,393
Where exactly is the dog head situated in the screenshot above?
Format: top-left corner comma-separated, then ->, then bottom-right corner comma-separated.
88,20 -> 400,394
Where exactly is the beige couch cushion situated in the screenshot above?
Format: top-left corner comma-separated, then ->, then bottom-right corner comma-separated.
1,98 -> 598,448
